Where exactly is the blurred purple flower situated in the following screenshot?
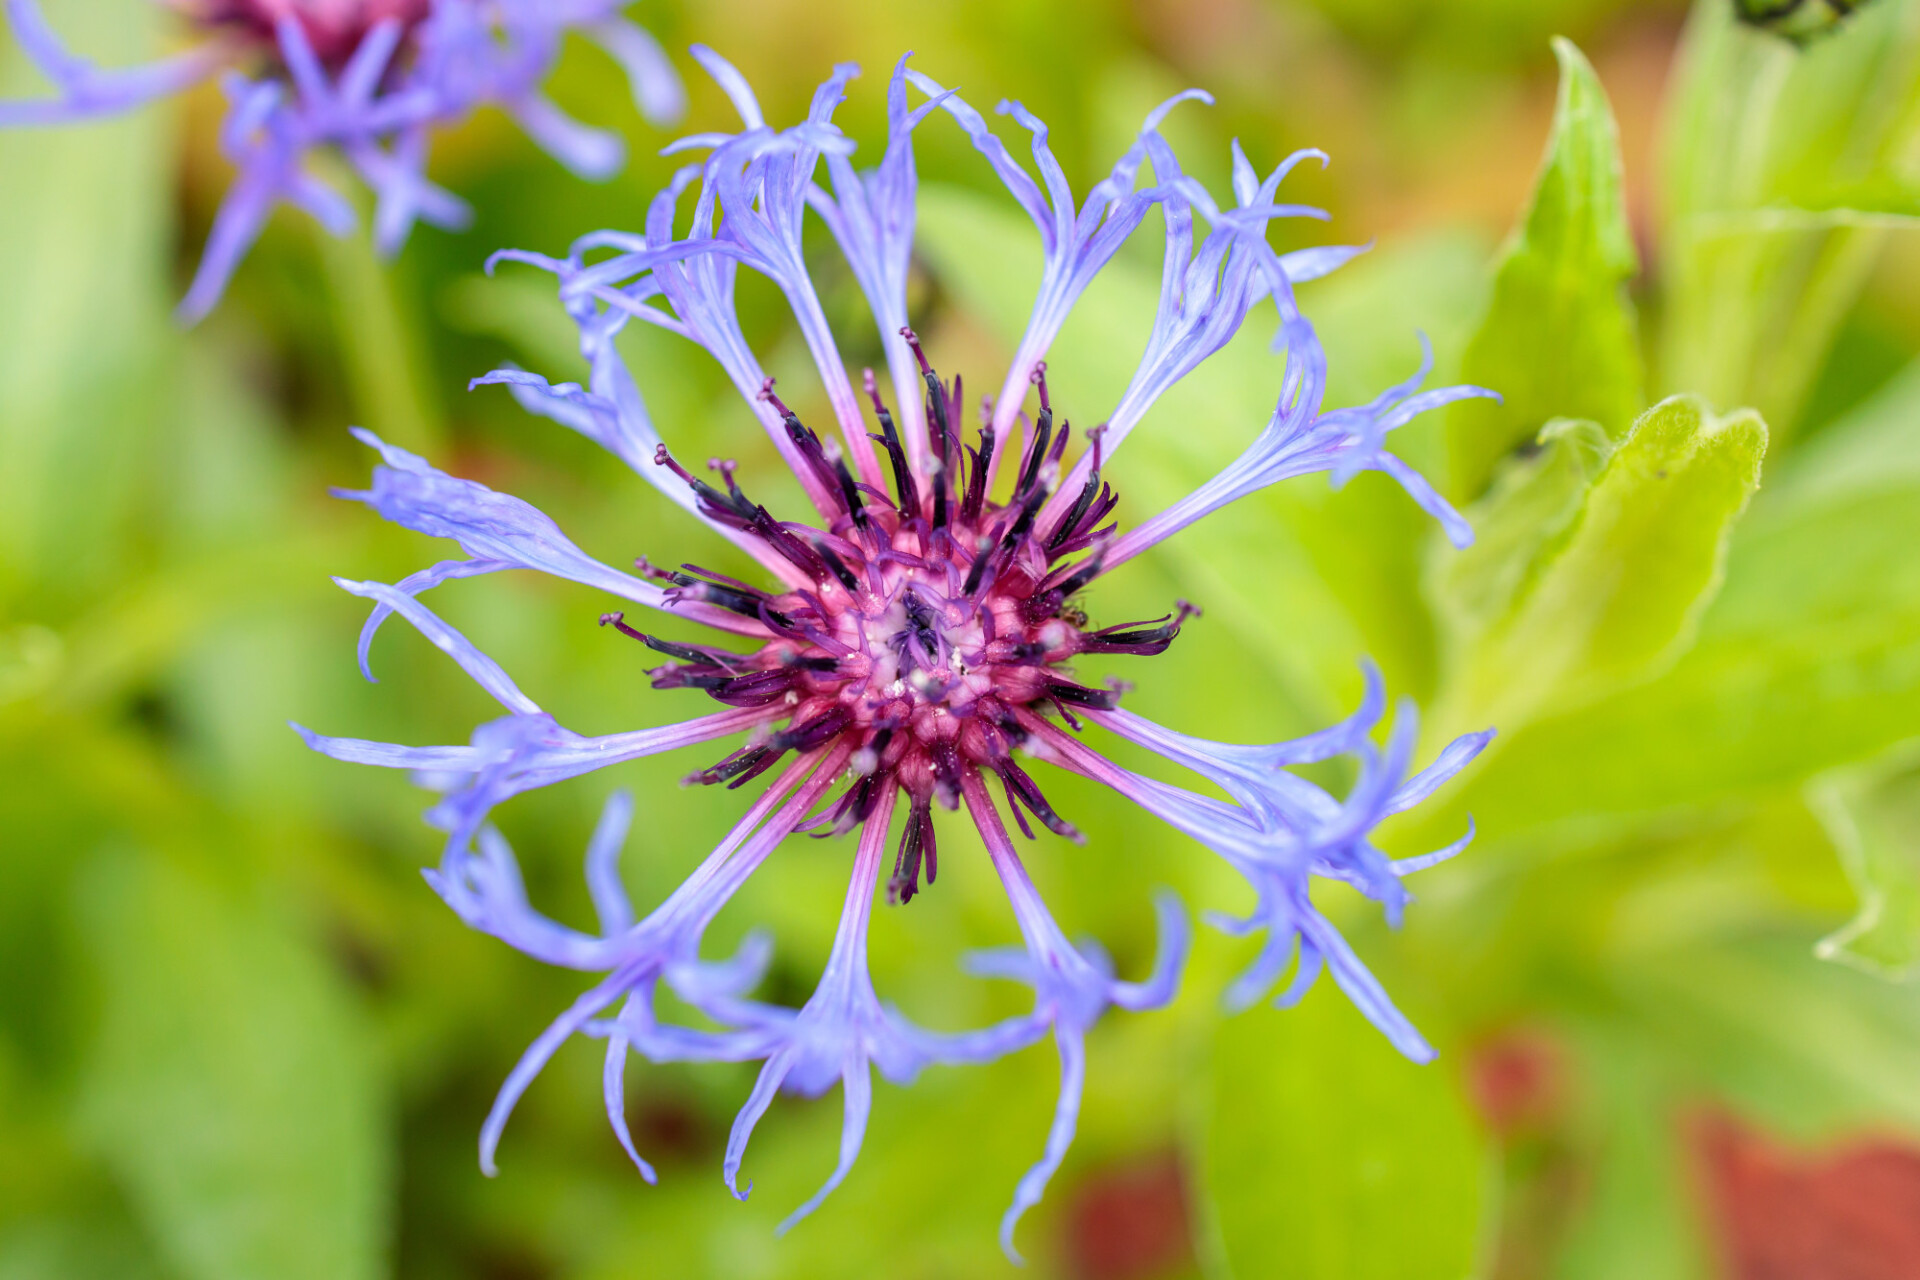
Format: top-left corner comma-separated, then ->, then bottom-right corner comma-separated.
0,0 -> 685,319
302,50 -> 1496,1257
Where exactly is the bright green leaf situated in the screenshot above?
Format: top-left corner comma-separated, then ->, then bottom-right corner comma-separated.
1704,355 -> 1920,650
1812,742 -> 1920,979
1433,396 -> 1766,742
75,853 -> 391,1280
1421,603 -> 1920,847
1199,985 -> 1485,1280
1447,37 -> 1643,502
1429,416 -> 1612,657
1658,0 -> 1920,436
1424,365 -> 1920,842
1747,355 -> 1920,513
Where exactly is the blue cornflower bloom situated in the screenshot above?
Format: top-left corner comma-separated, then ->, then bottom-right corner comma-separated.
0,0 -> 684,319
300,49 -> 1497,1256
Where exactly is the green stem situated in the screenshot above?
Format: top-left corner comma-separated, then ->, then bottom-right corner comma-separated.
313,211 -> 444,458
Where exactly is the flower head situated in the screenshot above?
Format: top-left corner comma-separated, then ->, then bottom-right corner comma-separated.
0,0 -> 685,319
302,50 -> 1496,1256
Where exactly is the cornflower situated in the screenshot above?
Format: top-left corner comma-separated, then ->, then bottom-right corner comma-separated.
0,0 -> 684,318
299,49 -> 1497,1257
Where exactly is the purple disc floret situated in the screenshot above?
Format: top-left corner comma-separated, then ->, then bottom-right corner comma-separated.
299,48 -> 1498,1258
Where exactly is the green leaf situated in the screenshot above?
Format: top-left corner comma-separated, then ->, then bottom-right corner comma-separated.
1812,742 -> 1920,979
1705,355 -> 1920,650
1429,417 -> 1612,656
1657,0 -> 1920,436
1426,602 -> 1920,846
75,853 -> 391,1280
1199,984 -> 1485,1280
1433,396 -> 1766,742
1447,37 -> 1642,502
1424,363 -> 1920,842
1750,355 -> 1920,513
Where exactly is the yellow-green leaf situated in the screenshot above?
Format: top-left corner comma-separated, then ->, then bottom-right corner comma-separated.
1430,416 -> 1612,656
1434,396 -> 1766,741
1447,37 -> 1643,501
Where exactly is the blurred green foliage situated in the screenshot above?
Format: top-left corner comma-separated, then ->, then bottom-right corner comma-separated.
4,0 -> 1920,1278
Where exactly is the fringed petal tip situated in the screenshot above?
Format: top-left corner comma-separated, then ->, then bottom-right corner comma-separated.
1145,684 -> 1476,1053
1391,816 -> 1478,877
581,14 -> 685,128
592,1017 -> 663,1183
1110,889 -> 1190,1011
997,1031 -> 1088,1264
1139,87 -> 1214,134
483,247 -> 566,276
344,423 -> 431,471
617,1140 -> 660,1186
287,721 -> 341,754
772,1065 -> 874,1236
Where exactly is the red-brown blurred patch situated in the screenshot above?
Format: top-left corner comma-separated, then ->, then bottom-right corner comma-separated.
1471,1028 -> 1583,1280
1692,1110 -> 1920,1280
1469,1028 -> 1569,1138
632,1094 -> 711,1165
1061,1151 -> 1194,1280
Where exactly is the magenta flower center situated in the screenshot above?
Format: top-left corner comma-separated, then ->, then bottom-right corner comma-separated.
606,340 -> 1193,904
